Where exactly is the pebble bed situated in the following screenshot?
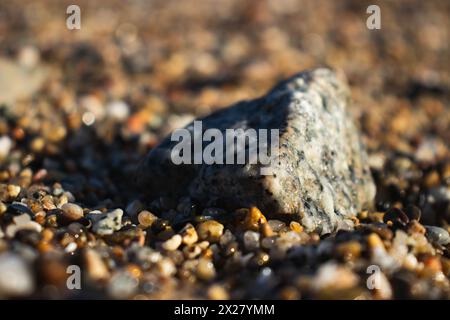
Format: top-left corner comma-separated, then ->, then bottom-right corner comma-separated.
0,0 -> 449,299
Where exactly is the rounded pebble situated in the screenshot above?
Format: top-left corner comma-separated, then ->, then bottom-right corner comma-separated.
162,234 -> 182,251
61,203 -> 84,221
197,220 -> 224,242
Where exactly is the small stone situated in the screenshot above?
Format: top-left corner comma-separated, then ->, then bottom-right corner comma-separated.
403,253 -> 418,271
137,210 -> 157,228
0,253 -> 34,298
161,234 -> 182,251
367,233 -> 384,250
244,207 -> 267,231
180,223 -> 198,246
30,137 -> 45,153
0,136 -> 12,159
197,258 -> 216,281
290,221 -> 303,233
243,230 -> 260,251
107,271 -> 138,299
313,262 -> 358,291
42,195 -> 56,211
219,229 -> 235,247
0,202 -> 6,215
157,258 -> 176,277
6,214 -> 42,238
207,284 -> 229,300
85,248 -> 110,281
197,220 -> 224,242
64,242 -> 77,253
421,255 -> 442,275
424,226 -> 450,246
260,222 -> 274,237
336,241 -> 362,261
407,220 -> 426,235
267,219 -> 285,233
61,203 -> 84,221
18,45 -> 40,69
88,208 -> 123,235
261,237 -> 276,250
8,202 -> 33,216
106,100 -> 130,122
7,184 -> 21,199
372,272 -> 393,300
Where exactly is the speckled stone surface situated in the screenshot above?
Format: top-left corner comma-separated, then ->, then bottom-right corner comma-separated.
136,68 -> 376,234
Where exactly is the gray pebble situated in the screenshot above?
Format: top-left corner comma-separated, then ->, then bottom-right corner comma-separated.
425,226 -> 450,246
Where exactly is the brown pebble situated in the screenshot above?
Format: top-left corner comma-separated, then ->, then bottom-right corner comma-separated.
424,171 -> 440,188
207,284 -> 229,300
61,203 -> 84,221
261,222 -> 274,237
197,220 -> 224,242
41,228 -> 54,242
244,207 -> 267,231
407,220 -> 426,235
137,210 -> 157,228
180,223 -> 198,246
336,241 -> 362,261
7,184 -> 21,199
197,258 -> 216,281
85,248 -> 110,281
368,233 -> 384,250
0,202 -> 7,215
35,211 -> 46,225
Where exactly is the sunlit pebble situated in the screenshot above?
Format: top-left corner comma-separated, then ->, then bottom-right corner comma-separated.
161,234 -> 182,251
80,95 -> 105,119
64,242 -> 77,253
0,136 -> 12,159
207,284 -> 229,300
82,112 -> 96,126
106,100 -> 130,121
0,253 -> 34,297
17,45 -> 40,69
196,258 -> 216,281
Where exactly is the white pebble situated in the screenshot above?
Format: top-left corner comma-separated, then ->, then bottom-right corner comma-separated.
106,100 -> 130,121
0,136 -> 12,159
65,242 -> 78,253
243,230 -> 260,251
162,234 -> 182,251
0,253 -> 34,297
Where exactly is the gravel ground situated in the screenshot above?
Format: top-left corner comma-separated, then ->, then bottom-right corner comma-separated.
0,0 -> 449,299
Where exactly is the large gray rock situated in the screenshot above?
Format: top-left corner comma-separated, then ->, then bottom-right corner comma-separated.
136,68 -> 375,234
